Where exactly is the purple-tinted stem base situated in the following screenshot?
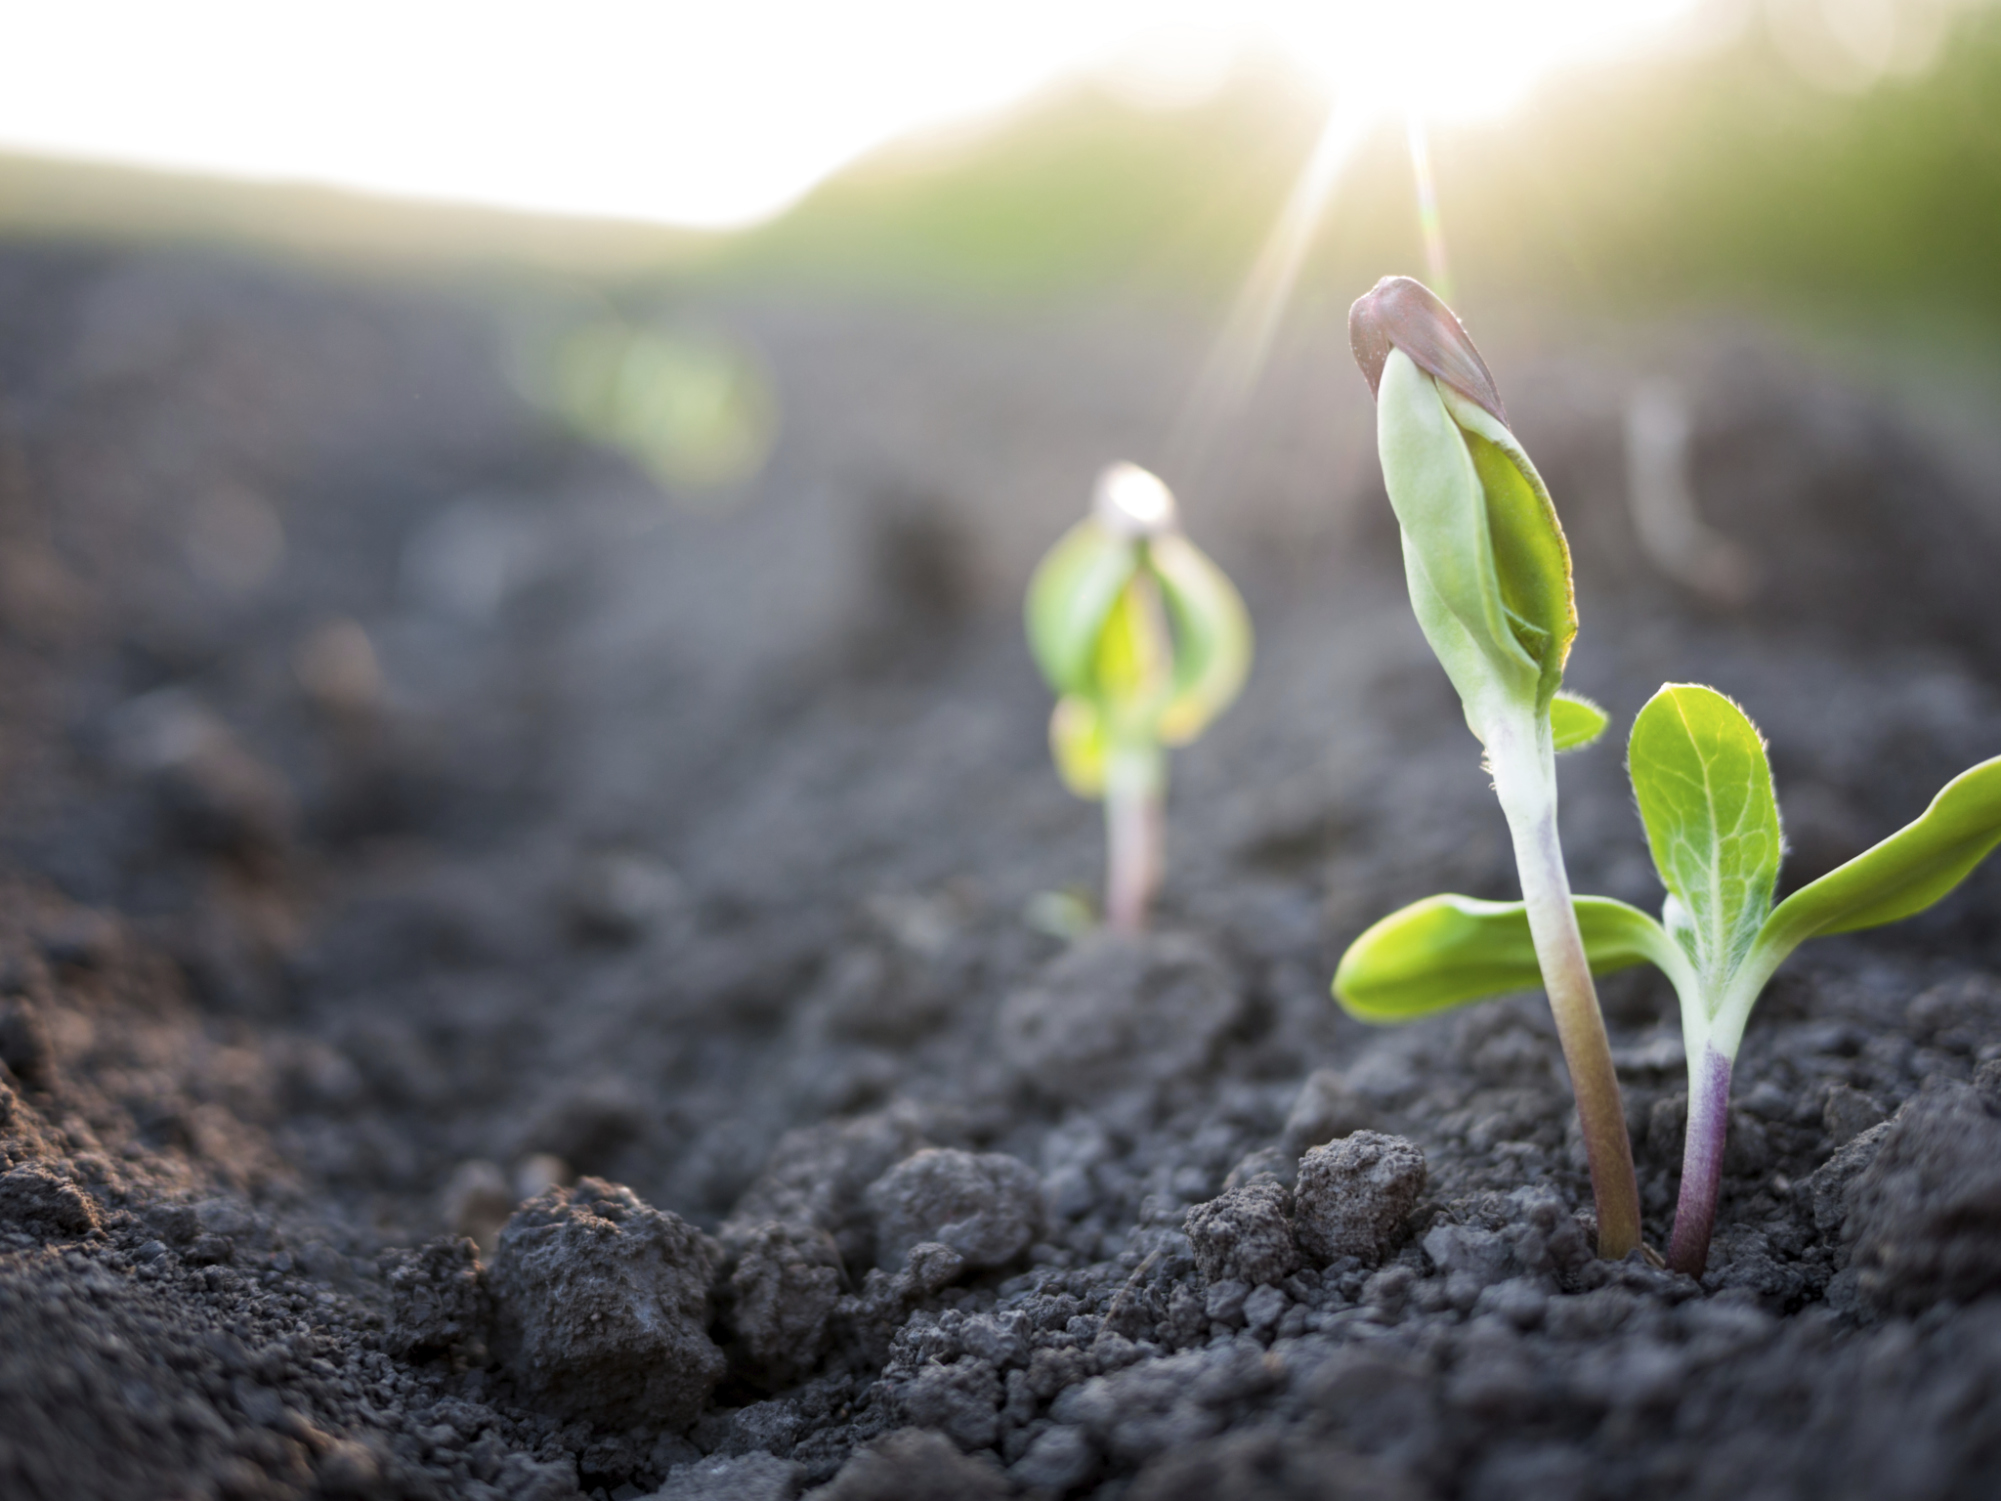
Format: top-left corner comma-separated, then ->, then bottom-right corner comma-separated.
1669,1044 -> 1732,1276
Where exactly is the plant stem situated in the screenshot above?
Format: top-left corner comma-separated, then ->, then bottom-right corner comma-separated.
1488,709 -> 1643,1259
1668,1042 -> 1731,1275
1104,745 -> 1163,934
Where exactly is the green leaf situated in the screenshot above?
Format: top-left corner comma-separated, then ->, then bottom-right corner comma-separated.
1333,892 -> 1674,1024
1551,691 -> 1610,753
1088,572 -> 1172,717
1048,695 -> 1106,798
1376,350 -> 1537,711
1149,532 -> 1253,746
1757,754 -> 2001,951
1373,348 -> 1584,741
1443,388 -> 1577,710
1025,520 -> 1138,697
1628,685 -> 1783,990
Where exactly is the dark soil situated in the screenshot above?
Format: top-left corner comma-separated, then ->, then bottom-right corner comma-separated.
4,244 -> 2001,1501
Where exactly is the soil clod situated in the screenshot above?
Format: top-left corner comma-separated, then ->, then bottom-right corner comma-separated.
1184,1180 -> 1302,1286
1293,1132 -> 1429,1266
488,1178 -> 725,1429
864,1148 -> 1043,1272
1847,1079 -> 2001,1313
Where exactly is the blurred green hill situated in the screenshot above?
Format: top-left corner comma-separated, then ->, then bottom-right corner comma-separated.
3,2 -> 1997,345
0,149 -> 715,278
716,4 -> 2001,339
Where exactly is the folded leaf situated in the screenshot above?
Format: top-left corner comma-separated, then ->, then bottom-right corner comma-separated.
1757,755 -> 2001,951
1334,892 -> 1674,1024
1048,696 -> 1106,798
1628,685 -> 1782,991
1442,387 -> 1577,710
1025,520 -> 1140,696
1551,691 -> 1610,753
1089,572 -> 1173,718
1377,350 -> 1539,710
1149,532 -> 1253,746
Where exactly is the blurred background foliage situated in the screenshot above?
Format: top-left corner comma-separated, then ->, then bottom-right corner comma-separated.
715,1 -> 2001,336
2,0 -> 1998,478
2,4 -> 1994,322
532,320 -> 779,493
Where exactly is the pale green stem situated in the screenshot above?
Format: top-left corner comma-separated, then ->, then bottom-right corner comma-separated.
1104,744 -> 1164,934
1487,707 -> 1643,1259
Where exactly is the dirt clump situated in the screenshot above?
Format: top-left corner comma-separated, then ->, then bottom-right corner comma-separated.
0,1162 -> 99,1239
489,1178 -> 725,1429
731,1108 -> 935,1272
725,1219 -> 847,1382
865,1148 -> 1043,1271
1292,1131 -> 1429,1265
1846,1077 -> 2001,1312
0,998 -> 55,1089
1184,1179 -> 1302,1285
380,1234 -> 491,1363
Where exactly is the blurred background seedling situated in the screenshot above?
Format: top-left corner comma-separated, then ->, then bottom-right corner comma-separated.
1026,463 -> 1251,934
512,312 -> 778,503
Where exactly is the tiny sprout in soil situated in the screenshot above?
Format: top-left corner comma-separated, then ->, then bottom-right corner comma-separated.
1336,682 -> 2001,1274
1026,462 -> 1251,933
1347,275 -> 1640,1258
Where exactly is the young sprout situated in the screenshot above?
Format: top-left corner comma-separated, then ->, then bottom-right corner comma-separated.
1026,463 -> 1252,933
1336,682 -> 2001,1274
1348,276 -> 1641,1258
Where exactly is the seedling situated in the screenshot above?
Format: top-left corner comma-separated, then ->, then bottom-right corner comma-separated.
1026,463 -> 1251,933
1348,276 -> 1641,1257
1336,681 -> 2001,1274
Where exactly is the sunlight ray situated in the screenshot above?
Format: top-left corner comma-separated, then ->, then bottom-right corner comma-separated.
1161,95 -> 1375,494
1406,111 -> 1453,302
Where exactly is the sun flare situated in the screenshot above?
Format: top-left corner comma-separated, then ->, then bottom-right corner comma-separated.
0,1 -> 1708,231
1251,0 -> 1703,123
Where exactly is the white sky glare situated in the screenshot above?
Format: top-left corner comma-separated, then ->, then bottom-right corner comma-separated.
1,1 -> 1708,230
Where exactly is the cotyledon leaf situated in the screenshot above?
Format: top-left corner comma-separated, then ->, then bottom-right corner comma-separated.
1048,696 -> 1106,798
1376,350 -> 1537,700
1025,520 -> 1139,696
1333,893 -> 1678,1024
1088,571 -> 1172,719
1150,532 -> 1253,746
1628,685 -> 1782,988
1756,754 -> 2001,953
1551,691 -> 1610,753
1442,386 -> 1578,710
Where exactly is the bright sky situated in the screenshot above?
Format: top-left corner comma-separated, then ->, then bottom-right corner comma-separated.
0,1 -> 1711,229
